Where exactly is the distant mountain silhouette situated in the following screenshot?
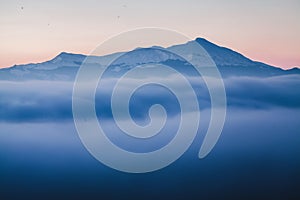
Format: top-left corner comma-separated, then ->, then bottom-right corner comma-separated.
0,38 -> 299,80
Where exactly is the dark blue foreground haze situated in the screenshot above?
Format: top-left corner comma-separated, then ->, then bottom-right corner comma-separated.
0,38 -> 299,199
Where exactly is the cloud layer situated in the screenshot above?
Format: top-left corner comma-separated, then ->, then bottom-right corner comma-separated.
0,74 -> 299,122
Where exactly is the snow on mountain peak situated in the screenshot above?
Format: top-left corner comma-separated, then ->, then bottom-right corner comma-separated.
111,48 -> 179,66
51,52 -> 86,64
3,37 -> 284,73
194,38 -> 254,66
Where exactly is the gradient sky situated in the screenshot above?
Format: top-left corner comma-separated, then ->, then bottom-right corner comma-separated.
0,0 -> 299,69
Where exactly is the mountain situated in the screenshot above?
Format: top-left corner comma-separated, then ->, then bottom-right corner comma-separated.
0,38 -> 299,81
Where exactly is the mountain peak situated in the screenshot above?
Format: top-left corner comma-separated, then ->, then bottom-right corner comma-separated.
56,52 -> 86,58
195,37 -> 210,43
193,37 -> 254,66
195,37 -> 221,49
58,52 -> 70,56
51,52 -> 86,63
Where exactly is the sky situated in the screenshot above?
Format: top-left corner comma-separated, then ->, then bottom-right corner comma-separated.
0,0 -> 299,69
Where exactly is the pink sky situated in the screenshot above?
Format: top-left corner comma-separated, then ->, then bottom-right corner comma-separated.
1,0 -> 299,69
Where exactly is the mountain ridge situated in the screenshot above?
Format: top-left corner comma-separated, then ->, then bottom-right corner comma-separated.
0,38 -> 299,80
2,37 -> 297,70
